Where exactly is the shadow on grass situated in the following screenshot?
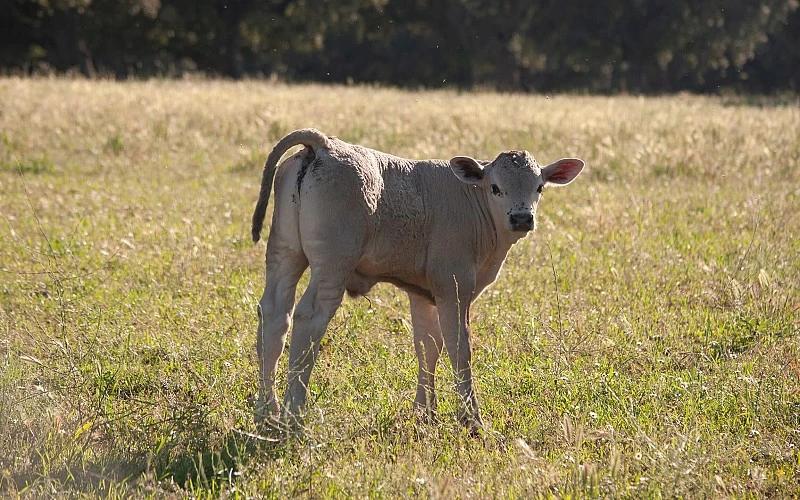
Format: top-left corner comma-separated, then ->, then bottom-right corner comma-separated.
4,426 -> 295,496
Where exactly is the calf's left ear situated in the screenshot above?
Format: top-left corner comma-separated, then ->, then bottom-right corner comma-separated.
450,156 -> 485,184
542,158 -> 585,186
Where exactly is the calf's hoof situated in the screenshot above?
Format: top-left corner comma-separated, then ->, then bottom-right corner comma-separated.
253,398 -> 280,426
413,402 -> 439,424
279,407 -> 308,437
460,415 -> 485,437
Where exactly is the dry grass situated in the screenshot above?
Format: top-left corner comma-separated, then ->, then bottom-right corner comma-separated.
1,78 -> 799,497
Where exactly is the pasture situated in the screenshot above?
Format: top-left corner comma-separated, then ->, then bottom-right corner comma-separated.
1,78 -> 798,497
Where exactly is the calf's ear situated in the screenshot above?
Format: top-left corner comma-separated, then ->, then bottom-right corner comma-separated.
450,156 -> 485,184
542,158 -> 584,186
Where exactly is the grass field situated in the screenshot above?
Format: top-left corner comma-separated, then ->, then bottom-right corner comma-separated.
1,78 -> 799,497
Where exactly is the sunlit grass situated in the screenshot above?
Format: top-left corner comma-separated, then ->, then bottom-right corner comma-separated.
1,78 -> 798,497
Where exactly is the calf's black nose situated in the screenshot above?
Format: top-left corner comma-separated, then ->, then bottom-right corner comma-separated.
509,212 -> 533,231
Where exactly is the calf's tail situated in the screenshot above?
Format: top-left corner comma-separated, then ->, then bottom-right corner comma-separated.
251,128 -> 331,242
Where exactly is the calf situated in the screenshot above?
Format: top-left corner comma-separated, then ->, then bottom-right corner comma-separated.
252,129 -> 584,432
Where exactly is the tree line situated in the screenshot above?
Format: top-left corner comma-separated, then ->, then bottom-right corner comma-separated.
2,0 -> 798,93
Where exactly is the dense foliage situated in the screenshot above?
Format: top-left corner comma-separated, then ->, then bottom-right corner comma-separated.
2,0 -> 799,92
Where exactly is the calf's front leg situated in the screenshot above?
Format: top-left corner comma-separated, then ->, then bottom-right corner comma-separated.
434,278 -> 483,434
409,293 -> 444,422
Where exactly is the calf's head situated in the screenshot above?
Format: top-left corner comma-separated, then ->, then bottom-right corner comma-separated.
450,151 -> 584,233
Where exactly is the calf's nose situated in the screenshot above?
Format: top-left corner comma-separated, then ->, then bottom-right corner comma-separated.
509,212 -> 534,231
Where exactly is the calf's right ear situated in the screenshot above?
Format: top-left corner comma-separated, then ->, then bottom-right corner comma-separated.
542,158 -> 584,186
450,156 -> 485,184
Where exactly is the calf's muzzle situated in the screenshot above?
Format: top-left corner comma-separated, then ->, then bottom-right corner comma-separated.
509,212 -> 534,232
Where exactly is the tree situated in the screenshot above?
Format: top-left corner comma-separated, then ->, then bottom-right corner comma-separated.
1,0 -> 798,93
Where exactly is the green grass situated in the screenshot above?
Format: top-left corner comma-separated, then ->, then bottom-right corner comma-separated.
1,78 -> 799,497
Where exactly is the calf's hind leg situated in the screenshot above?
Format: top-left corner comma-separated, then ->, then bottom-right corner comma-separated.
255,246 -> 308,423
282,265 -> 354,427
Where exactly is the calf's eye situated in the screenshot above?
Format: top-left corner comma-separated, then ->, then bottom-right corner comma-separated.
491,184 -> 501,196
537,184 -> 544,194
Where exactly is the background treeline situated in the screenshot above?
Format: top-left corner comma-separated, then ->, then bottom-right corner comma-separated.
2,0 -> 799,93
